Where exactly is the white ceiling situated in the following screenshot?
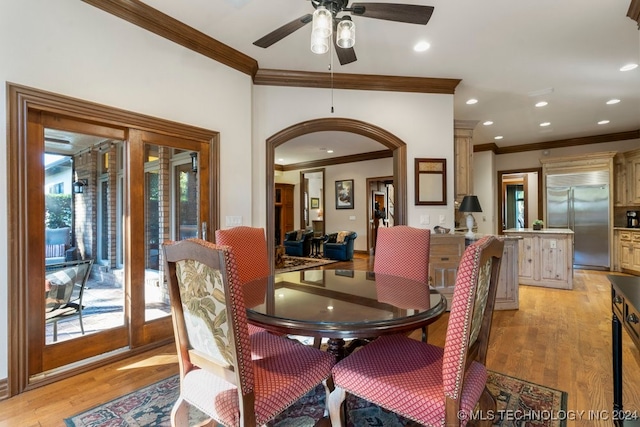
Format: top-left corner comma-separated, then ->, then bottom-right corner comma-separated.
103,1 -> 640,163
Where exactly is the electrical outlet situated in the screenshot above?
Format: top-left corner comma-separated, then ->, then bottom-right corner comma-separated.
549,239 -> 557,249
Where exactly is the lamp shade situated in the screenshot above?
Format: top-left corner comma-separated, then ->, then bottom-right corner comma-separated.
312,6 -> 332,38
459,195 -> 482,212
336,17 -> 355,48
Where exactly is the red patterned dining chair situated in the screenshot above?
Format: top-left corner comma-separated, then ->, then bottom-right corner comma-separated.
163,239 -> 335,427
374,225 -> 431,340
216,226 -> 270,334
329,235 -> 504,427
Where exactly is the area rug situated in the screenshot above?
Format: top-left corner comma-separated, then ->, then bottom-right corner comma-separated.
276,255 -> 337,273
64,371 -> 567,427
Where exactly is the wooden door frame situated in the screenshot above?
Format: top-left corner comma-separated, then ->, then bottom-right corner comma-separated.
367,178 -> 393,254
497,167 -> 543,233
6,83 -> 220,396
266,117 -> 407,266
298,168 -> 325,232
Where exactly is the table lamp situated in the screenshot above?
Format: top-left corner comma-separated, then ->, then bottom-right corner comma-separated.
459,195 -> 482,239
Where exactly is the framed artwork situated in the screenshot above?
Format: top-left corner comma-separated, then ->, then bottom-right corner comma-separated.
335,179 -> 354,209
415,158 -> 447,205
310,197 -> 320,209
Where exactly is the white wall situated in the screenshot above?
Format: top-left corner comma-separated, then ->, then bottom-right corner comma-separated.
0,0 -> 254,381
253,86 -> 456,236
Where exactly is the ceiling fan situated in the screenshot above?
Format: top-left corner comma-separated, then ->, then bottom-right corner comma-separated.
253,0 -> 434,66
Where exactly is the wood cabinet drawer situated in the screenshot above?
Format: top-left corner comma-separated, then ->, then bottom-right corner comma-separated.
632,232 -> 640,243
620,231 -> 632,241
612,287 -> 625,319
625,302 -> 640,344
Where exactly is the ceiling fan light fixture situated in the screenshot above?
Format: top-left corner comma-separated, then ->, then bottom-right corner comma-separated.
336,17 -> 355,49
310,32 -> 330,54
312,6 -> 332,38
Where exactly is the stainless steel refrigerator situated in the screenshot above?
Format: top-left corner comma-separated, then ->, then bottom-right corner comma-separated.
546,171 -> 610,269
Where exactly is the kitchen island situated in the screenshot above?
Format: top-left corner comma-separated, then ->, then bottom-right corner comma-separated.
503,228 -> 574,290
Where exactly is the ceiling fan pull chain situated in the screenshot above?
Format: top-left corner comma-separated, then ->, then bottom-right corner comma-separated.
330,41 -> 335,113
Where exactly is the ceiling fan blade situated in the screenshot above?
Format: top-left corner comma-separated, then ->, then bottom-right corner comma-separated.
351,3 -> 434,25
335,45 -> 357,65
253,14 -> 313,48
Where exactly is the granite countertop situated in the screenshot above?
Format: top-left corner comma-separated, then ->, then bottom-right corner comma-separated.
613,227 -> 640,231
503,228 -> 574,234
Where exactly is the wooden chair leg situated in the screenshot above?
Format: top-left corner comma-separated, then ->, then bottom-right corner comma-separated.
474,386 -> 496,427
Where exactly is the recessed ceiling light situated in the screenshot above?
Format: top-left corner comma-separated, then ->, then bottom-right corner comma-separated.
413,41 -> 430,52
606,99 -> 621,105
540,122 -> 551,127
598,120 -> 610,125
494,136 -> 503,140
327,149 -> 334,153
277,158 -> 284,162
483,121 -> 493,126
535,101 -> 548,107
620,63 -> 638,72
466,99 -> 478,105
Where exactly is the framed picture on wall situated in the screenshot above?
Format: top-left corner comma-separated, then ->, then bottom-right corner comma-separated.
335,179 -> 354,209
415,158 -> 447,205
310,197 -> 320,209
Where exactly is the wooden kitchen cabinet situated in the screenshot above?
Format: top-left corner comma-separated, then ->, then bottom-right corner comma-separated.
429,234 -> 519,310
429,234 -> 465,307
614,148 -> 640,206
504,228 -> 574,289
627,150 -> 640,205
614,153 -> 628,207
616,229 -> 640,275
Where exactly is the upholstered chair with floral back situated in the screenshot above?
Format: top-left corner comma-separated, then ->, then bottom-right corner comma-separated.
163,239 -> 335,427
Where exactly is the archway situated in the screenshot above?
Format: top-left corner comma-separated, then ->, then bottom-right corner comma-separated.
265,117 -> 407,265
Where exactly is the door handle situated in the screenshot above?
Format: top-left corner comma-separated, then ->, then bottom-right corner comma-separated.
201,222 -> 207,240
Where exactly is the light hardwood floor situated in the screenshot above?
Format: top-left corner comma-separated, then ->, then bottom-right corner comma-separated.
0,254 -> 638,426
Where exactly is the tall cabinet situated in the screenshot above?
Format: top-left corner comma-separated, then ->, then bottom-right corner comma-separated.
275,183 -> 294,246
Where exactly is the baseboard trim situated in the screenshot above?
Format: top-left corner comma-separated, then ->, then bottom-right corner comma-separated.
0,378 -> 8,401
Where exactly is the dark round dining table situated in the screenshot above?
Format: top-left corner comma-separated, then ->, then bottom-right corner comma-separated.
244,269 -> 447,360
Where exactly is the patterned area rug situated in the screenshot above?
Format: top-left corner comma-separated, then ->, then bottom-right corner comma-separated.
64,371 -> 567,427
276,255 -> 337,273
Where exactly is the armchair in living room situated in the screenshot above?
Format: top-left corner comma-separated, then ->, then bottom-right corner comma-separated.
283,229 -> 314,257
323,231 -> 357,261
45,227 -> 78,265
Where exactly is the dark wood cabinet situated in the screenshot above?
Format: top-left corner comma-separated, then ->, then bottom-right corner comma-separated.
275,183 -> 294,245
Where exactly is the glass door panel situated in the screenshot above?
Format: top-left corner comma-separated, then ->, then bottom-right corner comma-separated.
143,145 -> 201,322
38,124 -> 128,373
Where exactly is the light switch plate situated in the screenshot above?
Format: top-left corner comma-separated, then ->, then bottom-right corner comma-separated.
439,214 -> 446,224
349,215 -> 356,220
420,215 -> 430,225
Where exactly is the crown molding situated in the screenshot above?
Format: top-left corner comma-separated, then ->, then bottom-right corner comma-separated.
474,130 -> 640,154
254,69 -> 460,94
277,150 -> 393,171
81,0 -> 258,77
629,0 -> 640,26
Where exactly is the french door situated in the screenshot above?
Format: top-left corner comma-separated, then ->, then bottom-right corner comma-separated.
25,112 -> 212,380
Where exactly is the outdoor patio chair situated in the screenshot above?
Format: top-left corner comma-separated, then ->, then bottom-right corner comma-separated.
163,238 -> 335,427
328,236 -> 504,427
45,259 -> 93,342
